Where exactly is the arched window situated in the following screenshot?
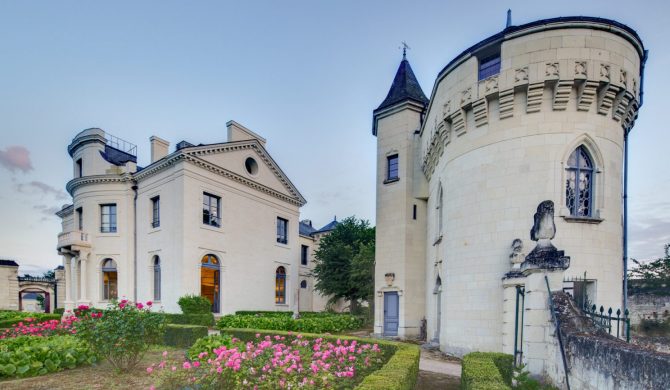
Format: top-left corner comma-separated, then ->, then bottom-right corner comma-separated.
566,146 -> 594,217
153,256 -> 161,301
300,280 -> 307,289
275,266 -> 286,304
201,254 -> 220,312
102,258 -> 118,300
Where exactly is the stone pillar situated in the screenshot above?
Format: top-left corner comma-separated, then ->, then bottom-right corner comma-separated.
54,266 -> 66,311
79,257 -> 88,303
63,255 -> 73,311
70,257 -> 78,304
502,274 -> 525,356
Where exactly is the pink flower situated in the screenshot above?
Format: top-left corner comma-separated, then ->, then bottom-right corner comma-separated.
183,362 -> 192,369
136,302 -> 144,309
146,301 -> 153,306
146,367 -> 153,374
162,351 -> 168,357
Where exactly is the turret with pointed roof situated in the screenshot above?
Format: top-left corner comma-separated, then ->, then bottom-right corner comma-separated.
373,55 -> 428,135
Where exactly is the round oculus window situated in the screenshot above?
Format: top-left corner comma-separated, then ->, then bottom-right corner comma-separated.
245,157 -> 258,175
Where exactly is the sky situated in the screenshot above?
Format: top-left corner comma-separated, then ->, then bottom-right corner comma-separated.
1,0 -> 669,274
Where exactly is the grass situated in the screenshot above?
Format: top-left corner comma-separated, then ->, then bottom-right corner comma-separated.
0,345 -> 184,390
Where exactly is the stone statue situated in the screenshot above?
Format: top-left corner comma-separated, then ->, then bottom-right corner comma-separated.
523,200 -> 570,270
509,239 -> 525,270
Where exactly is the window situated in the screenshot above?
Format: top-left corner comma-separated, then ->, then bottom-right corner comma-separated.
301,245 -> 308,266
151,196 -> 160,228
478,55 -> 501,80
300,280 -> 307,289
100,204 -> 117,233
387,154 -> 399,181
153,256 -> 161,301
275,266 -> 286,304
565,146 -> 594,217
102,258 -> 118,300
276,217 -> 288,244
413,204 -> 417,220
75,159 -> 83,178
76,207 -> 83,230
202,193 -> 221,227
245,157 -> 258,175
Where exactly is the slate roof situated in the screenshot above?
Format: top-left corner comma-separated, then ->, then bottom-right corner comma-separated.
99,145 -> 137,166
299,220 -> 317,237
313,217 -> 339,234
375,57 -> 428,113
0,260 -> 19,267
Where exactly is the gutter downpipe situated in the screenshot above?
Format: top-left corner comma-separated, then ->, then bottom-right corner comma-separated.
624,49 -> 648,314
132,184 -> 138,302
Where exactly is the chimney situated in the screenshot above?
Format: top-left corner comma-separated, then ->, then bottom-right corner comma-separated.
150,136 -> 169,163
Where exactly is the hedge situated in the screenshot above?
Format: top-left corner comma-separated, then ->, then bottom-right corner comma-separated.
218,313 -> 364,333
177,295 -> 212,314
461,352 -> 514,390
0,313 -> 62,329
0,335 -> 96,378
163,324 -> 208,348
222,328 -> 420,390
163,313 -> 215,327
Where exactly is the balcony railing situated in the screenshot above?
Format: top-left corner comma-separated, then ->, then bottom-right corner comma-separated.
57,230 -> 91,250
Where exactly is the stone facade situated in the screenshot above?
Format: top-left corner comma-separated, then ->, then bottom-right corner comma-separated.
373,16 -> 646,357
0,260 -> 65,313
56,121 -> 330,314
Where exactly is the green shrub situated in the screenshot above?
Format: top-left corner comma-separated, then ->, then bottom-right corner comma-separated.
461,352 -> 514,390
221,328 -> 418,390
186,334 -> 232,360
53,308 -> 65,315
0,335 -> 96,378
0,313 -> 62,328
177,295 -> 212,314
217,312 -> 364,333
164,313 -> 215,327
637,317 -> 670,336
74,300 -> 165,371
163,324 -> 208,348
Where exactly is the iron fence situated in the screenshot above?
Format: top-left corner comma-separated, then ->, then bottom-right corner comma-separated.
583,304 -> 631,342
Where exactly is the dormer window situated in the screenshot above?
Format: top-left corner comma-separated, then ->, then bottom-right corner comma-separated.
478,55 -> 501,80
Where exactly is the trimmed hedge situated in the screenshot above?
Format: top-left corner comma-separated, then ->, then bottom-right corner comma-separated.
177,295 -> 212,314
461,352 -> 514,390
53,308 -> 65,315
163,313 -> 215,327
222,328 -> 420,390
0,313 -> 62,329
163,324 -> 208,348
218,312 -> 364,333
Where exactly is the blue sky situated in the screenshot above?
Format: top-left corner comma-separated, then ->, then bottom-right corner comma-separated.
1,0 -> 669,274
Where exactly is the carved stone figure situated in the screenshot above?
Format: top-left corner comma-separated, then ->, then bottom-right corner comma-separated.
523,200 -> 570,270
510,239 -> 525,270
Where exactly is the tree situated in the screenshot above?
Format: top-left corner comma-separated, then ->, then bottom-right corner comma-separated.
628,244 -> 670,295
312,217 -> 375,314
43,270 -> 55,279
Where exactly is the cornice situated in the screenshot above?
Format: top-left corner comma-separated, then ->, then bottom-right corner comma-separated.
55,204 -> 74,218
66,174 -> 133,196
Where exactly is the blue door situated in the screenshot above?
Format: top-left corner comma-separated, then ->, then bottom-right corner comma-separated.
383,292 -> 399,336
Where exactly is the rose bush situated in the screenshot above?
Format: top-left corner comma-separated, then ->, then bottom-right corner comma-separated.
149,333 -> 386,389
0,316 -> 79,339
74,299 -> 165,371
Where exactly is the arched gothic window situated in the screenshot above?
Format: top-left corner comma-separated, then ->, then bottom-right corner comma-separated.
566,146 -> 594,217
300,280 -> 307,289
275,266 -> 286,304
153,256 -> 161,301
102,258 -> 118,300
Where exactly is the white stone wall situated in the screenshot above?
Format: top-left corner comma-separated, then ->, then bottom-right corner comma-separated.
0,265 -> 19,310
414,21 -> 643,355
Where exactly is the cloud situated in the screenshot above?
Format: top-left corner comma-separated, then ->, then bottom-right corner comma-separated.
629,212 -> 670,261
0,146 -> 33,173
17,181 -> 68,200
34,204 -> 62,218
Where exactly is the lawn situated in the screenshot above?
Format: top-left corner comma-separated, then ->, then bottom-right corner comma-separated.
0,346 -> 183,390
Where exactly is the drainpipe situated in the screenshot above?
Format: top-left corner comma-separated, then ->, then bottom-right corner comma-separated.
132,184 -> 138,302
624,49 -> 648,313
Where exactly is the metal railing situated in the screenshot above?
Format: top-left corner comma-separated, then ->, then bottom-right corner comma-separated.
104,132 -> 137,156
583,304 -> 631,342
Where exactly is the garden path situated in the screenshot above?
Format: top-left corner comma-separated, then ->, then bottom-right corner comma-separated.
415,347 -> 461,389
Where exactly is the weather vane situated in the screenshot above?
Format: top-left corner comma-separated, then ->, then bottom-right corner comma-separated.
399,41 -> 410,59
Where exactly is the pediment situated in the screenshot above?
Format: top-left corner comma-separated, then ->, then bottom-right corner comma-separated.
183,140 -> 306,206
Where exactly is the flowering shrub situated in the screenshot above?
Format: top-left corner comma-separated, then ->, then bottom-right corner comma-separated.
187,334 -> 233,360
0,316 -> 78,339
0,311 -> 62,329
74,299 -> 165,371
0,335 -> 96,378
217,313 -> 364,333
149,333 -> 386,389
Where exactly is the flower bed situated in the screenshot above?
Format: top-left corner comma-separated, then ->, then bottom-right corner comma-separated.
0,312 -> 62,329
0,335 -> 96,378
0,316 -> 78,339
149,328 -> 420,390
217,312 -> 364,333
